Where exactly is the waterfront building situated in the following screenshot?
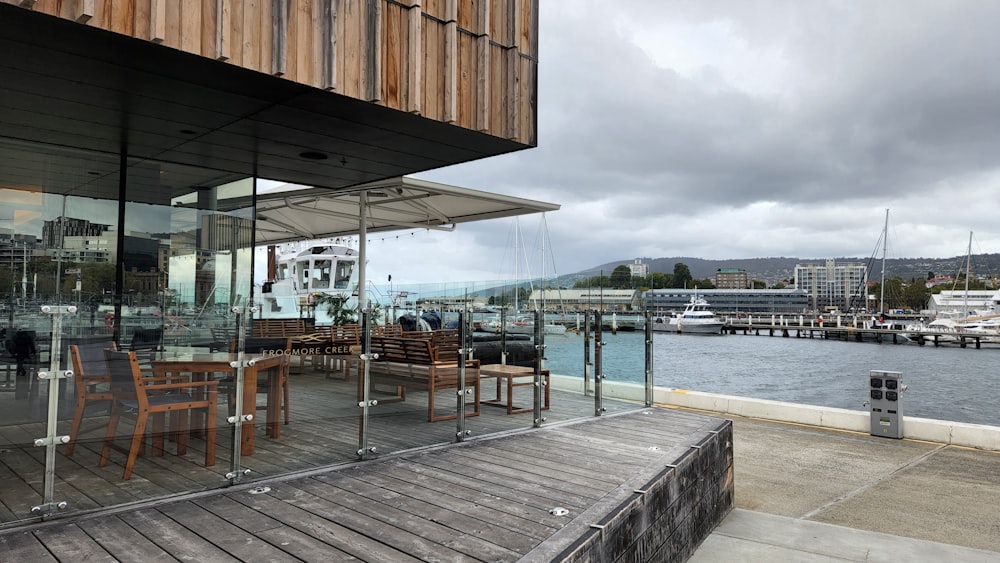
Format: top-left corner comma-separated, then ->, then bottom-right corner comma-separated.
0,0 -> 552,527
415,295 -> 490,312
645,288 -> 810,314
714,268 -> 750,289
927,289 -> 1000,317
792,259 -> 867,312
528,288 -> 641,312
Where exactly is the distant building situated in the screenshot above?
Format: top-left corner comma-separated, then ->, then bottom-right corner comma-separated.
793,260 -> 867,311
925,275 -> 954,288
46,235 -> 115,263
628,259 -> 648,278
42,216 -> 112,247
645,288 -> 809,314
528,289 -> 640,312
415,295 -> 489,311
714,268 -> 750,289
927,290 -> 1000,317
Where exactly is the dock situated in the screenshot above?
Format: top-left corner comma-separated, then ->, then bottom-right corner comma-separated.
3,402 -> 998,561
724,320 -> 997,348
0,406 -> 733,562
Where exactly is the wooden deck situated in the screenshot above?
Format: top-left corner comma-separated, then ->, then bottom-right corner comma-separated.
0,364 -> 637,526
0,406 -> 731,562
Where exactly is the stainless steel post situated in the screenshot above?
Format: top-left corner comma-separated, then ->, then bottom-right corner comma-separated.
594,310 -> 605,416
358,308 -> 375,459
533,309 -> 545,428
32,305 -> 76,516
455,310 -> 469,441
583,311 -> 592,396
645,309 -> 654,407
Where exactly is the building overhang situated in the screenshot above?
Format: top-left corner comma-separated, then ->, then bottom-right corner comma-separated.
0,5 -> 531,204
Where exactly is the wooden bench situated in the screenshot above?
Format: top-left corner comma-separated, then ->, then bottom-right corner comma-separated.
479,364 -> 551,415
359,335 -> 480,422
251,318 -> 311,338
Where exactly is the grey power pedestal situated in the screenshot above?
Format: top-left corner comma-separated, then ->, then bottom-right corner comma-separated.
869,370 -> 905,439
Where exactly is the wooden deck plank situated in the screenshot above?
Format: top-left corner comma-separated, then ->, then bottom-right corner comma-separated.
453,446 -> 625,490
192,495 -> 358,561
401,452 -> 595,510
75,516 -> 178,562
306,473 -> 555,560
117,508 -> 242,562
297,479 -> 518,561
419,447 -> 607,501
265,481 -> 474,562
252,525 -> 358,562
0,529 -> 58,561
192,494 -> 287,533
475,435 -> 652,469
31,522 -> 117,562
385,457 -> 591,512
156,501 -> 298,562
223,489 -> 423,563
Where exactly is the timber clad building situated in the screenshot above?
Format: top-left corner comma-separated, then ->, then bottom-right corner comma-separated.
0,5 -> 737,557
0,0 -> 548,526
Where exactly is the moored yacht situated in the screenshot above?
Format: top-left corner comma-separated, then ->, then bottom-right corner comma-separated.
652,298 -> 725,334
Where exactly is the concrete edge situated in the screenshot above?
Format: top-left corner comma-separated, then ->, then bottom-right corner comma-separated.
547,374 -> 1000,451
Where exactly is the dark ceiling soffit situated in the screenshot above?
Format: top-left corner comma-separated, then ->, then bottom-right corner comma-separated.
0,4 -> 532,192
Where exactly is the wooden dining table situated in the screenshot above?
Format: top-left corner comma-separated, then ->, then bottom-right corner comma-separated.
151,353 -> 285,456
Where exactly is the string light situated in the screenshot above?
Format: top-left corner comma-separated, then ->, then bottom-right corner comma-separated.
368,230 -> 424,244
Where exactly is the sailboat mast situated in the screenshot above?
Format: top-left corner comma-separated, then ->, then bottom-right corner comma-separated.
513,218 -> 519,313
880,208 -> 888,314
964,231 -> 972,316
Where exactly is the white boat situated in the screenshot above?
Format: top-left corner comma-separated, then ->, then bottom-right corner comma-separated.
257,242 -> 360,324
652,298 -> 725,334
903,318 -> 961,342
958,315 -> 1000,338
483,314 -> 567,335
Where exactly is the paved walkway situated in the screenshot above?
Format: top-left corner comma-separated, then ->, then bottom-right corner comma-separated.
690,412 -> 1000,562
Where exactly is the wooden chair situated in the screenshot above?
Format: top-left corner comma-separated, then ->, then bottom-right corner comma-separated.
65,340 -> 118,457
99,350 -> 218,481
229,337 -> 292,426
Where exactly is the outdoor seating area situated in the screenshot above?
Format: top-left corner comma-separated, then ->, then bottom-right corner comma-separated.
0,360 -> 635,524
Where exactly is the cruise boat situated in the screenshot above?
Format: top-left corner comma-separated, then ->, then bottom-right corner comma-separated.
652,298 -> 725,334
257,242 -> 360,324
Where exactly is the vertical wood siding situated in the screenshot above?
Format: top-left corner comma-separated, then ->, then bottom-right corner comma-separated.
5,0 -> 537,144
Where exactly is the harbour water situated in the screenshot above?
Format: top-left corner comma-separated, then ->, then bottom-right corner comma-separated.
540,331 -> 999,428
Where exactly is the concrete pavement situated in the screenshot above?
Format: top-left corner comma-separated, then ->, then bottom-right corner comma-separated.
686,412 -> 1000,562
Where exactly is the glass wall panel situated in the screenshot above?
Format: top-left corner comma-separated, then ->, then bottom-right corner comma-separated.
358,276 -> 603,459
0,139 -> 122,524
107,165 -> 253,494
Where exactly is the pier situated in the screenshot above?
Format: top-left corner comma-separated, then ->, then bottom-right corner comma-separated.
723,318 -> 995,348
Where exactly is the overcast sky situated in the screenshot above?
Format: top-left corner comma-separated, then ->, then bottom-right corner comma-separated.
363,1 -> 1000,289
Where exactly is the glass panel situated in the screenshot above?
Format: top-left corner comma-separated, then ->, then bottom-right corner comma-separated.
0,138 -> 123,524
355,275 -> 607,459
583,310 -> 652,413
111,169 -> 255,493
241,238 -> 364,477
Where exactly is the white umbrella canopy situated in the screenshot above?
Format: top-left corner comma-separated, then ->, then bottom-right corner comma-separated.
247,176 -> 560,245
